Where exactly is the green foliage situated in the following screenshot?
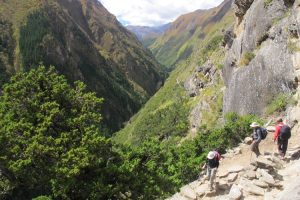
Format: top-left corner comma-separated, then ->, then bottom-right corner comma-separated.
150,8 -> 234,69
19,10 -> 50,69
239,51 -> 255,66
0,20 -> 14,86
115,137 -> 205,199
0,66 -> 124,199
265,93 -> 295,115
0,67 -> 263,199
203,35 -> 223,56
196,113 -> 258,153
264,0 -> 273,7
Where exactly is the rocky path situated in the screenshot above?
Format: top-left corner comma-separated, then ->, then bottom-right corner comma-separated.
166,123 -> 300,200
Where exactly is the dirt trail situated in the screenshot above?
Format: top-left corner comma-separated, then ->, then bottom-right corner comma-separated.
167,121 -> 300,200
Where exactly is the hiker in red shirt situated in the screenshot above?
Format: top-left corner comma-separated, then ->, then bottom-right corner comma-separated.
274,118 -> 290,159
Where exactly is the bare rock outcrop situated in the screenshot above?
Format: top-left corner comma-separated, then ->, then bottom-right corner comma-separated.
223,0 -> 299,116
233,0 -> 255,23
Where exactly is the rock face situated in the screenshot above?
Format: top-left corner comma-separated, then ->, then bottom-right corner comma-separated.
233,0 -> 254,23
222,0 -> 299,116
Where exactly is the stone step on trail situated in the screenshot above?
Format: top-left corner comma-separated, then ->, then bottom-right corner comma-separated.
228,184 -> 243,200
180,185 -> 197,200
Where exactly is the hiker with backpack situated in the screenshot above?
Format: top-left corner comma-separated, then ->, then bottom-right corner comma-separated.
250,122 -> 263,158
274,118 -> 291,159
202,150 -> 221,191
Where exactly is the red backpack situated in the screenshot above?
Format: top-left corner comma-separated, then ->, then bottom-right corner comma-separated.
213,151 -> 221,161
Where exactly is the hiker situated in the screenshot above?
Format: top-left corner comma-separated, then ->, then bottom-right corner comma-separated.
274,118 -> 291,159
250,122 -> 262,157
202,150 -> 221,191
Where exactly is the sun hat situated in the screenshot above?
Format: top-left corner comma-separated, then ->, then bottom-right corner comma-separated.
207,151 -> 215,159
250,122 -> 260,128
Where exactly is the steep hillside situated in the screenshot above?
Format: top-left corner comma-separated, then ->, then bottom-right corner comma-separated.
0,0 -> 166,131
127,23 -> 171,47
149,0 -> 234,70
222,0 -> 300,116
115,0 -> 235,145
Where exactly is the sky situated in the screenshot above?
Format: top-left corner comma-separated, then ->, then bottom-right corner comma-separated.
99,0 -> 224,27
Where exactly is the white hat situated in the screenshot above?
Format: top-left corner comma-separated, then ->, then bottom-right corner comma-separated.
207,151 -> 215,159
250,122 -> 260,128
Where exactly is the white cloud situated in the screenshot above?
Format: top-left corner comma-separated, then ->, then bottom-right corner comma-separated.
99,0 -> 224,26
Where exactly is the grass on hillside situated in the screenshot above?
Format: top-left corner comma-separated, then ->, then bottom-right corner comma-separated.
114,13 -> 234,145
149,8 -> 234,69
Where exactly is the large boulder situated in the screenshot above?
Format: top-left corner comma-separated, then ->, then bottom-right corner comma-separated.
228,184 -> 243,200
239,178 -> 265,196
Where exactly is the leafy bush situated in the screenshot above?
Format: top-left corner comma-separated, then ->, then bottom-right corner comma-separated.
0,66 -> 124,199
265,93 -> 294,114
239,51 -> 255,66
196,113 -> 259,153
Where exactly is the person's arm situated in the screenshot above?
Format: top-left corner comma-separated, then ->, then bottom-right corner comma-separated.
256,128 -> 262,142
274,125 -> 280,142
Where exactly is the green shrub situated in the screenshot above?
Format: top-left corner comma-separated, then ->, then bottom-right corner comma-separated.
0,66 -> 125,199
265,93 -> 294,114
196,113 -> 259,153
239,51 -> 255,66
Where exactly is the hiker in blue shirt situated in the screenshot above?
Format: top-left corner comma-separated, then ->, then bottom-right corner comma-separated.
250,122 -> 262,157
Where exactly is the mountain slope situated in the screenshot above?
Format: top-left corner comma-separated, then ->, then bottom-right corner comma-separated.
0,0 -> 166,131
114,0 -> 235,145
149,0 -> 234,69
126,23 -> 171,47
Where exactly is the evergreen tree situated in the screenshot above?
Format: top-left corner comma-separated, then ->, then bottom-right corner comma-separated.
0,66 -> 121,199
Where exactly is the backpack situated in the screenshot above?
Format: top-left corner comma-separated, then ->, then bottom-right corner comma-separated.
279,125 -> 291,140
213,151 -> 221,161
260,128 -> 268,140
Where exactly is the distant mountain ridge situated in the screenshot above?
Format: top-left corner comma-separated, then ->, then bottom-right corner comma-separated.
0,0 -> 166,131
126,23 -> 171,47
149,0 -> 234,69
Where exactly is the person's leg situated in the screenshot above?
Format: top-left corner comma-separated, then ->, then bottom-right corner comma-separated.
206,167 -> 211,180
256,141 -> 261,156
209,168 -> 217,190
251,141 -> 260,157
250,141 -> 256,153
281,140 -> 288,157
277,139 -> 283,155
